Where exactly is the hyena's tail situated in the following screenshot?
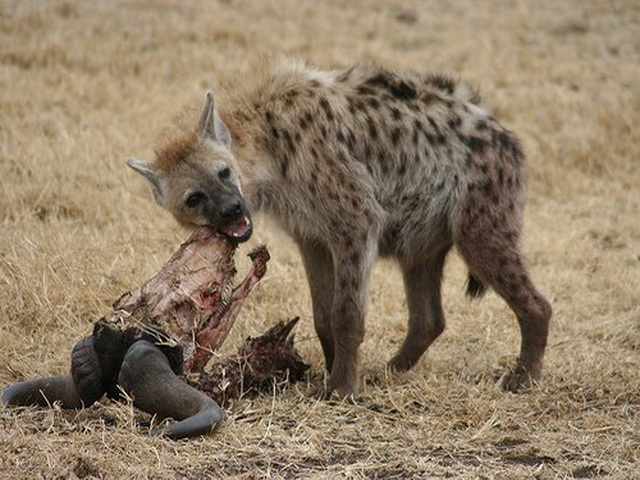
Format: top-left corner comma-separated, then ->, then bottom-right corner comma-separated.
465,273 -> 487,299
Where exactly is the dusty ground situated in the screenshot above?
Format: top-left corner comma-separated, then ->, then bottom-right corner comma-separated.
0,0 -> 638,478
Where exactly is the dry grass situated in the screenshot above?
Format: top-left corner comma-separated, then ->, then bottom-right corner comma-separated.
1,0 -> 638,478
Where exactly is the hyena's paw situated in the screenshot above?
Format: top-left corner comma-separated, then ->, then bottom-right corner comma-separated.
309,383 -> 358,403
501,364 -> 540,393
387,354 -> 414,373
327,380 -> 359,402
307,381 -> 330,401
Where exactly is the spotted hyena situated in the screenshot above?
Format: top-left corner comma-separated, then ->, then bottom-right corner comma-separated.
127,58 -> 552,398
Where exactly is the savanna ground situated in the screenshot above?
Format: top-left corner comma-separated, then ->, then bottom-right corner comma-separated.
0,0 -> 638,478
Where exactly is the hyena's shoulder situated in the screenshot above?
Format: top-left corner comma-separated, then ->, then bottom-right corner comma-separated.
237,59 -> 488,147
241,59 -> 484,112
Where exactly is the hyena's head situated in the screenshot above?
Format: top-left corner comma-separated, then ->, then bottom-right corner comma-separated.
126,92 -> 252,243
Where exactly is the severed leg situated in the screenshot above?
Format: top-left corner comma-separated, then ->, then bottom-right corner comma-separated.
2,336 -> 105,408
117,340 -> 223,440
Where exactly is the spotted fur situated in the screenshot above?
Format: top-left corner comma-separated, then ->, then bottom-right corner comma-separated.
130,58 -> 552,397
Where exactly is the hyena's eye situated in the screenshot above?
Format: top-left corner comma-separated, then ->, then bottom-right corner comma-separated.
185,192 -> 206,209
218,167 -> 231,180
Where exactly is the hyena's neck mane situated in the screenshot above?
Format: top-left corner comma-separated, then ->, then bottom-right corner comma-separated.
218,56 -> 317,144
216,58 -> 325,201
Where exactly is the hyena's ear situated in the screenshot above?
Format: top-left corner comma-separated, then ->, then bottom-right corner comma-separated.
199,90 -> 232,149
125,158 -> 165,207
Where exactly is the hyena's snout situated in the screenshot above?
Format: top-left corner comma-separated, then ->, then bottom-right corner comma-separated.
210,190 -> 253,243
220,196 -> 243,221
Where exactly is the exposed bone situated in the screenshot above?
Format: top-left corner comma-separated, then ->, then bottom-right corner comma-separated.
105,227 -> 271,373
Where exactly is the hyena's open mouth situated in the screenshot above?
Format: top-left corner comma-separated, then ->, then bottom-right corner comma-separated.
218,213 -> 253,243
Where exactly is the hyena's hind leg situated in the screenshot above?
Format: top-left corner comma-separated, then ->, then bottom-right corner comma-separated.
298,239 -> 335,372
1,336 -> 105,408
388,249 -> 449,372
456,228 -> 552,391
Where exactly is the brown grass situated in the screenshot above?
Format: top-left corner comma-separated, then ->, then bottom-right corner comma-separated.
1,0 -> 638,478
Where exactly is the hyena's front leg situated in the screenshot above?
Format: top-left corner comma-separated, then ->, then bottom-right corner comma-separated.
327,241 -> 376,398
389,251 -> 449,371
298,239 -> 335,372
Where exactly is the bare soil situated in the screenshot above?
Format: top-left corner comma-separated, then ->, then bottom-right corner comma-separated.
0,0 -> 638,478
